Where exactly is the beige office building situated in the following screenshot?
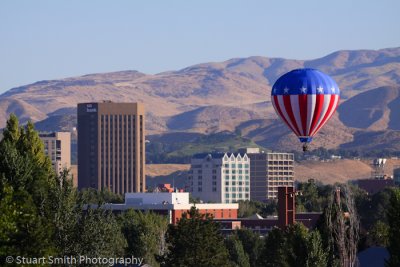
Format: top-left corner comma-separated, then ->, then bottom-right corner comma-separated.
77,102 -> 145,194
39,132 -> 71,175
240,148 -> 294,201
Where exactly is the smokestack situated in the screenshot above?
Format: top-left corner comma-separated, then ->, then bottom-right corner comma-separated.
278,186 -> 295,229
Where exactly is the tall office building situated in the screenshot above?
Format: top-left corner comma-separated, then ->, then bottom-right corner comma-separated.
39,132 -> 71,175
240,148 -> 294,201
188,153 -> 250,203
78,102 -> 145,194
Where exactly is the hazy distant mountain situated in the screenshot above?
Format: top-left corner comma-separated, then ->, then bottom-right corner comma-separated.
1,47 -> 400,151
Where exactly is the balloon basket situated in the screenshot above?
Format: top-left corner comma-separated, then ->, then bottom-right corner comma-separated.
302,143 -> 309,152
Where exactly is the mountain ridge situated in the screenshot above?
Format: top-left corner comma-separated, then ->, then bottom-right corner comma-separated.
1,47 -> 400,152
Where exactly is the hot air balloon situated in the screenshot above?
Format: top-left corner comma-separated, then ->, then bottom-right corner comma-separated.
271,68 -> 340,151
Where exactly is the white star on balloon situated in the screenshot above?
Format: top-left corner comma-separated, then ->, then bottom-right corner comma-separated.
300,87 -> 307,94
284,88 -> 289,94
272,88 -> 277,94
317,86 -> 323,93
331,87 -> 336,93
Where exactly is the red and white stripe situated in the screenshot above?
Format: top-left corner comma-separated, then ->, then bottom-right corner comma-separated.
272,94 -> 340,138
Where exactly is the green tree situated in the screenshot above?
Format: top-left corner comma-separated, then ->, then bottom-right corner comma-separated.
386,188 -> 400,267
238,200 -> 277,218
238,200 -> 258,217
368,220 -> 389,247
160,207 -> 230,267
260,224 -> 327,267
306,231 -> 328,267
225,234 -> 250,267
285,224 -> 309,267
259,227 -> 288,267
0,115 -> 56,257
74,208 -> 126,258
236,228 -> 264,267
322,185 -> 359,267
120,210 -> 168,266
49,169 -> 82,256
80,187 -> 124,205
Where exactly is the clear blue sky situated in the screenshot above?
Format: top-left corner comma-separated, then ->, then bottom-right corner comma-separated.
1,0 -> 399,93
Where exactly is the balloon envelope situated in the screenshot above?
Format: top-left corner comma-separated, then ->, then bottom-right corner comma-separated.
271,68 -> 340,145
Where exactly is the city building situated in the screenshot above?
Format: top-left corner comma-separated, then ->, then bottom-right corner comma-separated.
240,148 -> 294,201
357,178 -> 395,195
215,186 -> 322,234
77,102 -> 145,194
99,192 -> 239,224
356,158 -> 397,194
39,132 -> 71,175
154,183 -> 184,193
188,153 -> 250,203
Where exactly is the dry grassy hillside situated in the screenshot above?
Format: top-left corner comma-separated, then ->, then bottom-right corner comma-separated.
295,159 -> 372,184
147,159 -> 400,186
146,164 -> 191,177
296,158 -> 400,184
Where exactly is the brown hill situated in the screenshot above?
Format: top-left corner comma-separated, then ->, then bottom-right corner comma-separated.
1,47 -> 400,151
166,105 -> 262,133
0,98 -> 47,126
338,86 -> 400,130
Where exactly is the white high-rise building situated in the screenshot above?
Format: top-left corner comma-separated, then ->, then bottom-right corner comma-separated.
188,153 -> 250,203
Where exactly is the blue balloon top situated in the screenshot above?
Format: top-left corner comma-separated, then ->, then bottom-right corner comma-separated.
271,68 -> 340,96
